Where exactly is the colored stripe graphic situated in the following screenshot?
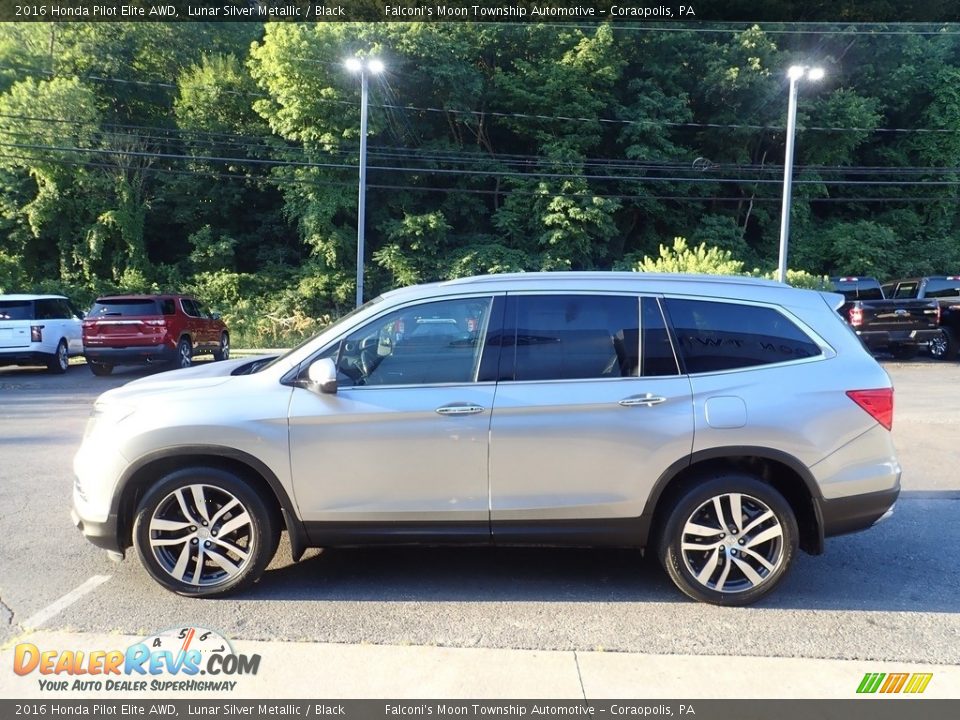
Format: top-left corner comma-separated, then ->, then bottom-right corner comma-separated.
856,672 -> 933,694
857,673 -> 885,693
904,673 -> 933,694
880,673 -> 909,693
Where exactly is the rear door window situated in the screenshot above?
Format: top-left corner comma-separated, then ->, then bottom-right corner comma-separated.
663,298 -> 822,374
893,283 -> 919,299
88,299 -> 159,317
504,294 -> 639,381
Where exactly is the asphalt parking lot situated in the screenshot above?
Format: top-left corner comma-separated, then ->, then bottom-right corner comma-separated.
1,359 -> 958,665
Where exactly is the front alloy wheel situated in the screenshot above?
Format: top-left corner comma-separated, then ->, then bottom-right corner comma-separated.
133,468 -> 278,597
660,475 -> 797,606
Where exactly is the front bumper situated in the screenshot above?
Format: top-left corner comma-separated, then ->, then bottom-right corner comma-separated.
71,506 -> 123,554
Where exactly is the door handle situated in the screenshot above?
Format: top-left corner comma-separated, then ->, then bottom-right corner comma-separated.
436,404 -> 486,416
619,394 -> 667,407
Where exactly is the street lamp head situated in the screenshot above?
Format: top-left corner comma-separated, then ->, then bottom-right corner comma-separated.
344,57 -> 362,73
807,67 -> 825,81
787,66 -> 806,81
367,58 -> 385,74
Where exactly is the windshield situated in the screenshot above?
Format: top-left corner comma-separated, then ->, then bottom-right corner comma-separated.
253,295 -> 384,373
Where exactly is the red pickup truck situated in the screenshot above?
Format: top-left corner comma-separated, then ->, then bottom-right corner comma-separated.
82,294 -> 229,376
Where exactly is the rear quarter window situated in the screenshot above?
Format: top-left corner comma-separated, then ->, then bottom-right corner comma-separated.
0,300 -> 35,321
663,298 -> 822,374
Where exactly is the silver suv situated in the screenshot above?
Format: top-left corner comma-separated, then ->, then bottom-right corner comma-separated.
72,273 -> 900,605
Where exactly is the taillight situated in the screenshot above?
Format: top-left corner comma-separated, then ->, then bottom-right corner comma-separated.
849,306 -> 863,327
846,388 -> 894,431
934,304 -> 941,324
30,325 -> 43,342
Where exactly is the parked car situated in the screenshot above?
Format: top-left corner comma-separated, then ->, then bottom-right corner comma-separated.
82,294 -> 229,376
829,276 -> 941,359
73,273 -> 900,606
0,294 -> 84,373
882,276 -> 960,360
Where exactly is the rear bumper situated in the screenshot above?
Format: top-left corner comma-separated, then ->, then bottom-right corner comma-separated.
0,350 -> 52,366
818,486 -> 900,538
856,329 -> 941,348
84,344 -> 176,365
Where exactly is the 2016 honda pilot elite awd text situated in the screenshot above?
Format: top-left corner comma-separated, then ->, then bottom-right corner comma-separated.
72,273 -> 900,605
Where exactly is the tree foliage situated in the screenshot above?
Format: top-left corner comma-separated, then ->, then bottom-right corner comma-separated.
0,21 -> 958,344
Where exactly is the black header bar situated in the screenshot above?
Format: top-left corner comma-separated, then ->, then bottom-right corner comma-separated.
1,0 -> 958,23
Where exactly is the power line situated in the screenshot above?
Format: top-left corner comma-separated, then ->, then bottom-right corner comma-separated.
5,139 -> 960,190
5,150 -> 953,204
4,62 -> 960,136
7,112 -> 960,178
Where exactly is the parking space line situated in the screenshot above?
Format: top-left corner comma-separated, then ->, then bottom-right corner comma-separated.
19,575 -> 111,630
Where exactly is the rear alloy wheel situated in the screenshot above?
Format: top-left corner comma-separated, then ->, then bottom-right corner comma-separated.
929,329 -> 958,361
213,332 -> 230,361
46,340 -> 69,374
659,474 -> 798,606
88,360 -> 113,376
175,337 -> 192,369
132,468 -> 279,597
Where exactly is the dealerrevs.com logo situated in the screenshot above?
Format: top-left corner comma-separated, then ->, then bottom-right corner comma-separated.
13,627 -> 260,693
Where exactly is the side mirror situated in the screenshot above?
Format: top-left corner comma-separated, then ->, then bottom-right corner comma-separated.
307,357 -> 338,394
211,312 -> 222,320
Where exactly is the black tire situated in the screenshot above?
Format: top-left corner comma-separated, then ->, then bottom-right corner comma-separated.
213,332 -> 230,361
88,360 -> 114,376
132,467 -> 279,598
46,340 -> 69,374
174,337 -> 192,369
929,329 -> 959,361
658,474 -> 798,606
889,345 -> 918,360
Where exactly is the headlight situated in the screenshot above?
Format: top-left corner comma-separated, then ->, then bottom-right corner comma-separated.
84,402 -> 135,439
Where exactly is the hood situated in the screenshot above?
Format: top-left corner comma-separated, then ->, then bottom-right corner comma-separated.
96,356 -> 268,405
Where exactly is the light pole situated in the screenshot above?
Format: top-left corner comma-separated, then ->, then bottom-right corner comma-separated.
777,65 -> 824,283
345,56 -> 384,307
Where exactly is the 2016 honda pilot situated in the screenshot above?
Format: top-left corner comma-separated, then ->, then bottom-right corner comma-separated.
72,273 -> 900,605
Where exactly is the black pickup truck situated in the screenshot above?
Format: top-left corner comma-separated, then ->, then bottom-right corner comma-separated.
830,277 -> 941,358
883,276 -> 960,360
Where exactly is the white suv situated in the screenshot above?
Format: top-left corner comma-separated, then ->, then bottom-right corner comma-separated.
73,273 -> 900,605
0,294 -> 84,373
